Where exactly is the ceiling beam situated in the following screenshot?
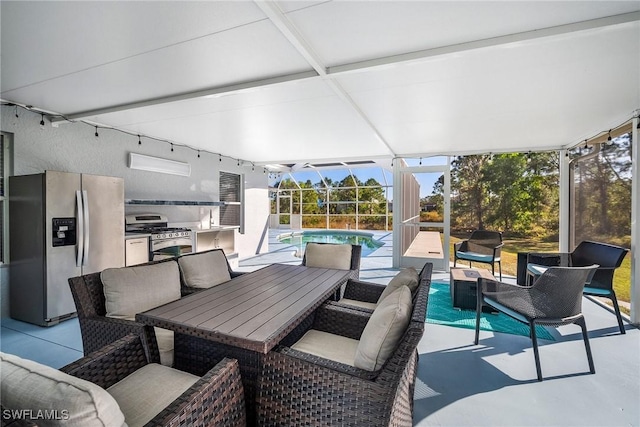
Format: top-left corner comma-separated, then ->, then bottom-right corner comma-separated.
254,0 -> 397,158
50,70 -> 318,123
329,11 -> 640,75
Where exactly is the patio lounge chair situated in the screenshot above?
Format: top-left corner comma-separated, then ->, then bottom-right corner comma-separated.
526,240 -> 629,334
475,265 -> 599,381
454,230 -> 504,280
257,268 -> 431,426
1,334 -> 246,426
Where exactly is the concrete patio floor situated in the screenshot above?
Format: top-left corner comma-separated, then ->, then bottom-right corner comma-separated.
1,229 -> 638,426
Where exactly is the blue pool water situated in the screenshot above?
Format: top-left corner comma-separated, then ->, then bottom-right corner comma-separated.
279,230 -> 384,257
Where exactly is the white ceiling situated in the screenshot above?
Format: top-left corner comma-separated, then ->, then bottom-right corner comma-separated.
2,1 -> 639,168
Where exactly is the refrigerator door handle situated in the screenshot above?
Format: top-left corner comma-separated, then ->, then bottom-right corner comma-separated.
76,190 -> 84,267
82,190 -> 90,265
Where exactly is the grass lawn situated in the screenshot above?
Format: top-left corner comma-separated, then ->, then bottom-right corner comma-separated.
448,236 -> 631,314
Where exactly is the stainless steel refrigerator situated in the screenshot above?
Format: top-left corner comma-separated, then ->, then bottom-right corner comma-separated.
9,170 -> 124,326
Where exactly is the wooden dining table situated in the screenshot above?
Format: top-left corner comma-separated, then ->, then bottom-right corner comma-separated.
136,263 -> 352,424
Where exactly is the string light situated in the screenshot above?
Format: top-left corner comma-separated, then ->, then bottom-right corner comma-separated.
39,113 -> 45,127
138,135 -> 142,145
237,159 -> 240,167
170,143 -> 174,152
15,105 -> 19,118
607,129 -> 612,142
94,126 -> 99,137
197,150 -> 200,158
219,154 -> 222,162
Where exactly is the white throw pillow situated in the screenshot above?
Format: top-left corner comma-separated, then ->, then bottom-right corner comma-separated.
304,243 -> 353,270
1,352 -> 126,427
377,267 -> 419,303
101,261 -> 181,367
354,286 -> 412,371
178,250 -> 231,289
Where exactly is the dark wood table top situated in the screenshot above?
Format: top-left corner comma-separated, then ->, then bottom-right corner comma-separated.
136,263 -> 351,353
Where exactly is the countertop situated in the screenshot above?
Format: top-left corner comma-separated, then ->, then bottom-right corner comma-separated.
125,232 -> 151,239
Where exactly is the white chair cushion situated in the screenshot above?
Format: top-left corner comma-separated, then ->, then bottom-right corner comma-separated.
377,267 -> 419,303
338,298 -> 378,311
107,363 -> 199,427
355,286 -> 412,371
0,351 -> 126,427
178,250 -> 231,289
102,261 -> 181,367
304,243 -> 353,270
291,330 -> 359,366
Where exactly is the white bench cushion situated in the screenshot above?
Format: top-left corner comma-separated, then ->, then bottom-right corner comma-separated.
291,330 -> 359,366
304,243 -> 352,270
178,250 -> 231,289
107,363 -> 199,427
0,351 -> 126,427
102,261 -> 181,366
355,286 -> 412,371
377,267 -> 419,303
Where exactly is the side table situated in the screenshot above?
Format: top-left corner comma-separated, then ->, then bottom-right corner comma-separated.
450,268 -> 496,310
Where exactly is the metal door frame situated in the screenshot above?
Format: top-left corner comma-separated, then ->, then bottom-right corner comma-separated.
392,159 -> 451,271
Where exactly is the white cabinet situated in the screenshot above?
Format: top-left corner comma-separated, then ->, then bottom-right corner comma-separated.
193,228 -> 237,268
125,236 -> 149,266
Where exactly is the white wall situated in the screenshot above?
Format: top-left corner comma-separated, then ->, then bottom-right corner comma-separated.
0,107 -> 270,316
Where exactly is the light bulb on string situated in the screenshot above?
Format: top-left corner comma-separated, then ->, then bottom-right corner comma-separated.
39,113 -> 45,128
138,135 -> 142,145
94,126 -> 99,138
197,150 -> 200,158
170,143 -> 174,152
219,154 -> 222,162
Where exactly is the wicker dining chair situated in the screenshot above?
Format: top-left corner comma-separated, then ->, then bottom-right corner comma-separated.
257,266 -> 431,426
333,262 -> 433,313
475,265 -> 599,381
301,242 -> 362,300
1,334 -> 246,427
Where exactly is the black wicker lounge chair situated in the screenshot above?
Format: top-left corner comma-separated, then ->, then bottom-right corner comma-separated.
526,240 -> 629,334
454,230 -> 503,280
475,265 -> 599,381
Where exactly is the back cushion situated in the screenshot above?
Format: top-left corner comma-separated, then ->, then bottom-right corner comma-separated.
102,261 -> 181,367
1,352 -> 126,427
355,286 -> 412,371
101,261 -> 181,321
304,243 -> 352,270
377,267 -> 419,303
178,250 -> 231,289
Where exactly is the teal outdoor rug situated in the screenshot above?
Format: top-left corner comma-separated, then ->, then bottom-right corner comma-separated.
426,281 -> 555,341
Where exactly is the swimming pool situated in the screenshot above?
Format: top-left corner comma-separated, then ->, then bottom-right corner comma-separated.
279,230 -> 384,257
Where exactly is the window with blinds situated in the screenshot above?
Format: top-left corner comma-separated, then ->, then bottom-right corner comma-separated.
219,171 -> 242,228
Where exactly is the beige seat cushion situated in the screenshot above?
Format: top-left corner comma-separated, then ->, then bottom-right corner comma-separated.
108,363 -> 199,427
376,267 -> 419,303
338,298 -> 378,311
178,250 -> 231,289
291,330 -> 359,366
102,261 -> 181,366
1,351 -> 126,427
304,243 -> 353,270
355,286 -> 412,371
